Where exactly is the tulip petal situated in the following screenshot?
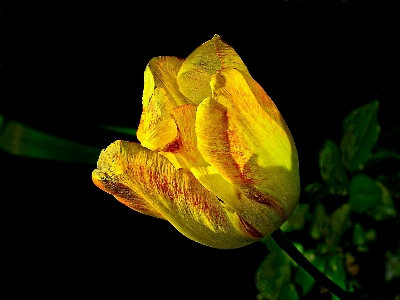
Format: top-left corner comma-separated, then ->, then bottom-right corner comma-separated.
92,140 -> 258,249
177,34 -> 249,104
196,69 -> 300,226
143,56 -> 188,107
165,104 -> 278,237
138,57 -> 189,151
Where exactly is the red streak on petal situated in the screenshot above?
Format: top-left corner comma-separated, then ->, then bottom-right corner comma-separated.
162,137 -> 181,153
244,186 -> 286,219
239,216 -> 264,239
95,177 -> 162,218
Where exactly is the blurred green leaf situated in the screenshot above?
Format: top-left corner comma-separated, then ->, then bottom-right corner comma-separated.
304,182 -> 329,202
326,204 -> 351,250
349,174 -> 381,214
256,239 -> 295,300
276,282 -> 299,300
281,203 -> 310,232
295,267 -> 315,295
294,251 -> 326,296
0,120 -> 101,164
319,140 -> 349,195
369,182 -> 398,221
353,222 -> 376,252
385,248 -> 400,282
341,100 -> 380,172
295,250 -> 316,295
326,254 -> 348,299
310,202 -> 351,249
310,203 -> 329,240
370,147 -> 400,161
94,124 -> 137,137
353,223 -> 367,250
304,182 -> 323,194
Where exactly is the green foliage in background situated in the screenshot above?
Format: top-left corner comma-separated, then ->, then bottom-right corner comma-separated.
256,100 -> 400,299
1,100 -> 399,299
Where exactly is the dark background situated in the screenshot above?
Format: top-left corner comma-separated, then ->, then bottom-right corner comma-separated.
1,1 -> 399,299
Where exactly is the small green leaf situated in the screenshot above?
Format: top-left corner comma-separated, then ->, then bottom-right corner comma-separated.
368,182 -> 398,221
326,254 -> 348,299
281,203 -> 309,232
277,282 -> 299,300
319,140 -> 349,195
310,203 -> 328,241
353,223 -> 367,246
370,148 -> 400,161
341,100 -> 380,172
326,204 -> 351,249
349,174 -> 381,214
255,244 -> 292,300
385,248 -> 400,282
295,258 -> 316,295
304,182 -> 329,202
304,182 -> 323,194
310,203 -> 329,240
352,222 -> 376,252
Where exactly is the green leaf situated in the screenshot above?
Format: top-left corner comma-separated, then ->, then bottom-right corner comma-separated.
310,203 -> 329,240
326,204 -> 351,250
0,120 -> 101,164
304,182 -> 329,202
294,251 -> 326,296
310,203 -> 351,249
370,148 -> 400,161
304,182 -> 323,194
319,140 -> 349,195
325,254 -> 348,299
94,124 -> 137,137
353,223 -> 367,247
341,100 -> 380,172
352,222 -> 376,252
295,256 -> 316,295
277,282 -> 299,300
349,174 -> 381,214
256,239 -> 293,300
368,182 -> 398,221
385,248 -> 400,282
281,203 -> 309,232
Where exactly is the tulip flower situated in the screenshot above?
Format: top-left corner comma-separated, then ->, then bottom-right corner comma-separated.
92,35 -> 300,249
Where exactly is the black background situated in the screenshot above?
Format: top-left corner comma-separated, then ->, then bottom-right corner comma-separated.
1,1 -> 399,299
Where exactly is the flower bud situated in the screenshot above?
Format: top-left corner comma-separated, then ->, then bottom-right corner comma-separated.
92,35 -> 300,249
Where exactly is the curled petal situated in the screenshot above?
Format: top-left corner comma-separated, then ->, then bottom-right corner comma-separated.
92,140 -> 259,249
196,69 -> 300,228
143,56 -> 188,107
177,34 -> 249,104
138,56 -> 189,151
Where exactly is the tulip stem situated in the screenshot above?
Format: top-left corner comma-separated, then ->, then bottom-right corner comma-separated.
271,228 -> 355,300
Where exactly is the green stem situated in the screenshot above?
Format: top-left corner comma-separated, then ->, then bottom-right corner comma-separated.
271,228 -> 354,300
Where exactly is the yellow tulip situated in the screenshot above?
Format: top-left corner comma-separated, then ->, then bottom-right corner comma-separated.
92,35 -> 300,249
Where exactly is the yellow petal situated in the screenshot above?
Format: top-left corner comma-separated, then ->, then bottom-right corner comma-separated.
137,87 -> 178,151
196,69 -> 300,227
143,56 -> 188,107
92,140 -> 258,249
92,142 -> 164,219
163,103 -> 278,238
137,56 -> 189,151
177,34 -> 249,104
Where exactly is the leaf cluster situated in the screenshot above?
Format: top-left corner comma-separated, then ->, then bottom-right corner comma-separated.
256,100 -> 400,299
